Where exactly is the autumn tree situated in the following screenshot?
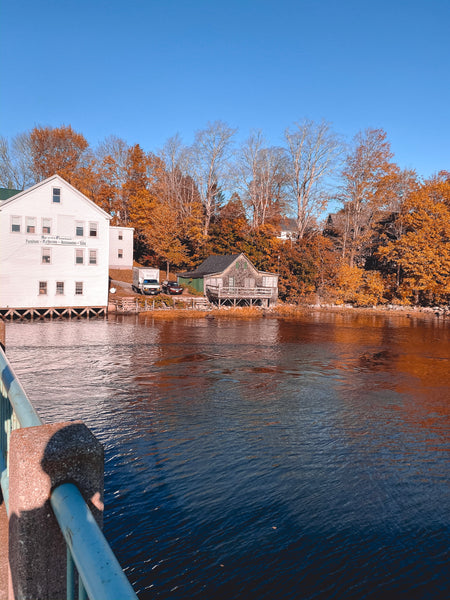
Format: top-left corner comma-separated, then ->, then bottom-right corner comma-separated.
123,144 -> 154,226
330,264 -> 386,306
188,121 -> 237,238
92,136 -> 130,224
368,168 -> 418,276
123,144 -> 159,264
339,128 -> 397,267
139,200 -> 190,269
284,120 -> 342,239
28,125 -> 90,184
207,194 -> 248,255
377,173 -> 450,305
233,131 -> 286,228
158,135 -> 204,257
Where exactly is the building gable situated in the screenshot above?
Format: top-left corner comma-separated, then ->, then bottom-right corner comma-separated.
0,175 -> 111,220
220,254 -> 258,278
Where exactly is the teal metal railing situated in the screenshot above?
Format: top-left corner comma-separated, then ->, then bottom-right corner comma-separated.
0,347 -> 138,600
0,347 -> 42,510
51,483 -> 137,600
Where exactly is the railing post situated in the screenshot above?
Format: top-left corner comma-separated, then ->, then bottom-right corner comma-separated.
8,421 -> 104,600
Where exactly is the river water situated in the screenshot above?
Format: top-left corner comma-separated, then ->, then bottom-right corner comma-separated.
5,311 -> 449,599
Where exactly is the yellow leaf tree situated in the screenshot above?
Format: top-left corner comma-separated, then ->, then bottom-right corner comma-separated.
378,173 -> 450,305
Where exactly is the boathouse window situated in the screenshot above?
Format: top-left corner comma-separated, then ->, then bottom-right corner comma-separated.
39,281 -> 47,295
42,218 -> 51,234
263,276 -> 276,287
52,188 -> 61,203
75,281 -> 83,295
42,247 -> 51,264
26,217 -> 36,233
11,216 -> 21,233
118,248 -> 123,259
75,222 -> 84,237
89,249 -> 97,265
228,277 -> 235,288
56,281 -> 64,295
89,222 -> 98,237
75,249 -> 84,264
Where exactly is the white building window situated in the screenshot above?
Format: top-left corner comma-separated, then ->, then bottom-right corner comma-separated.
75,249 -> 84,264
42,247 -> 51,264
118,249 -> 123,259
118,231 -> 123,240
75,222 -> 84,237
89,222 -> 98,237
26,217 -> 37,233
11,216 -> 21,233
89,250 -> 97,265
42,218 -> 52,234
52,188 -> 61,203
56,281 -> 64,295
39,281 -> 47,295
75,282 -> 83,295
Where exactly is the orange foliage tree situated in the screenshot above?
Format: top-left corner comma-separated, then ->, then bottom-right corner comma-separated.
28,125 -> 90,185
331,264 -> 386,306
377,173 -> 450,305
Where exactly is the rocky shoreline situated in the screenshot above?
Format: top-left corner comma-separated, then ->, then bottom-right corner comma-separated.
296,303 -> 449,319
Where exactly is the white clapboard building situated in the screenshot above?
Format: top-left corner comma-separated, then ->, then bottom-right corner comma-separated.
0,175 -> 133,317
109,226 -> 134,270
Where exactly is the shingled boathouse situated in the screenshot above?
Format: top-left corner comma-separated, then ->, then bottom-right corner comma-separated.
177,253 -> 278,307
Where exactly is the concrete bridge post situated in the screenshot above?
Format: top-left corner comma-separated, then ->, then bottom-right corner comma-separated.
7,421 -> 104,600
0,321 -> 5,353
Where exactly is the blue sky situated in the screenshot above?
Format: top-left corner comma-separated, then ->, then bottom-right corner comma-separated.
1,0 -> 449,180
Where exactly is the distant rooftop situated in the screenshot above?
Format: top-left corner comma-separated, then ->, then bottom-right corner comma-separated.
0,188 -> 21,202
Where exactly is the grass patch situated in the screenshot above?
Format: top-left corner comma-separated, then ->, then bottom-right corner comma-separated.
140,305 -> 268,320
268,304 -> 306,318
139,309 -> 209,319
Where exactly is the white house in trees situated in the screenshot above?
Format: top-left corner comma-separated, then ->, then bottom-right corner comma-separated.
109,226 -> 134,270
0,175 -> 132,317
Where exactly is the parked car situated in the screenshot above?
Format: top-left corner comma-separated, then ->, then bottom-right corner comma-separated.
162,281 -> 183,295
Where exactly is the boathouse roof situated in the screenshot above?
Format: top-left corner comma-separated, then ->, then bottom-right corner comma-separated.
179,254 -> 241,278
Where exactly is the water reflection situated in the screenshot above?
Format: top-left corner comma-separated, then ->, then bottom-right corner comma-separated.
5,313 -> 450,600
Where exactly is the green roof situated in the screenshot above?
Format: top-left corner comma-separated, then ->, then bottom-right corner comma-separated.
0,188 -> 21,201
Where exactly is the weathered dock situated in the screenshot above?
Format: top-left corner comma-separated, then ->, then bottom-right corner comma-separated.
0,306 -> 107,321
109,296 -> 211,313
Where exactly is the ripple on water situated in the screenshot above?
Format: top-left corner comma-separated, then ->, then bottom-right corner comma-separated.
5,317 -> 450,599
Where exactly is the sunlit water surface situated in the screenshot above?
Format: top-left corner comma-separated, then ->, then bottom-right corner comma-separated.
5,312 -> 450,599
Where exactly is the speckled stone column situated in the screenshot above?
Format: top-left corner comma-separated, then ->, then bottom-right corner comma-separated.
8,421 -> 104,600
0,321 -> 5,353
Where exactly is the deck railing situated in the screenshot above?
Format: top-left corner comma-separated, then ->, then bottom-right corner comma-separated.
206,284 -> 276,299
0,346 -> 137,600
